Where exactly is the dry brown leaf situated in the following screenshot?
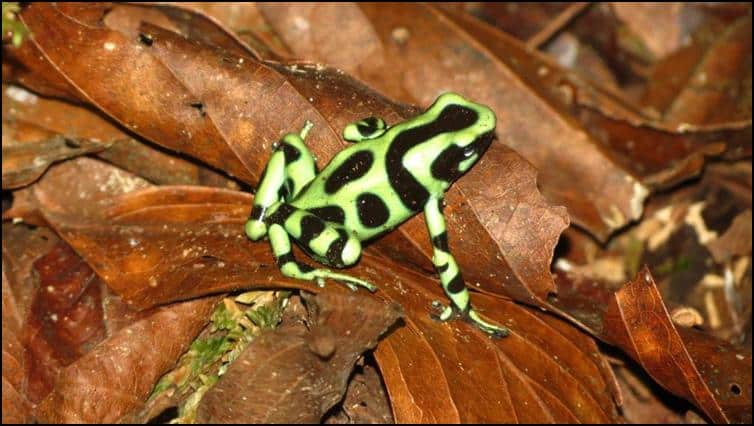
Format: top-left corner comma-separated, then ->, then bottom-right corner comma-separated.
603,267 -> 751,423
4,3 -> 750,423
34,295 -> 219,423
647,15 -> 751,126
24,243 -> 107,402
707,209 -> 752,263
2,259 -> 34,424
2,220 -> 222,422
196,291 -> 402,423
326,362 -> 393,423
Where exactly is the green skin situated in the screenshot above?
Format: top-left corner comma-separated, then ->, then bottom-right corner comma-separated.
246,93 -> 508,337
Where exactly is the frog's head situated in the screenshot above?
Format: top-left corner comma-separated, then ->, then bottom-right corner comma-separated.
402,93 -> 496,191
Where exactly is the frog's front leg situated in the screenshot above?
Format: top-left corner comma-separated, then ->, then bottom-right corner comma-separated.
266,204 -> 376,292
343,117 -> 387,142
424,197 -> 510,338
246,121 -> 317,241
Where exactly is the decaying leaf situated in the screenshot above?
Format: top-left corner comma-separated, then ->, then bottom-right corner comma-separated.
34,294 -> 220,423
603,267 -> 750,423
25,243 -> 107,403
3,256 -> 34,424
196,291 -> 403,423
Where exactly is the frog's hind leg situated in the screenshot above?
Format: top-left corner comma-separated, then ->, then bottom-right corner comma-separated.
246,121 -> 318,241
424,197 -> 510,338
266,204 -> 376,292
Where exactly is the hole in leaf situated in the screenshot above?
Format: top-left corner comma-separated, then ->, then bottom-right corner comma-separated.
64,138 -> 81,149
148,406 -> 177,423
552,234 -> 571,260
730,383 -> 741,396
2,191 -> 13,214
138,33 -> 153,46
190,102 -> 206,117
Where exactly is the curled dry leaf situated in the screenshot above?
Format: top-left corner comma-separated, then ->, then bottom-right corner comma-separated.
552,162 -> 751,421
642,14 -> 752,127
372,264 -> 620,423
603,267 -> 751,423
196,291 -> 403,423
2,82 -> 240,188
20,157 -> 312,309
329,362 -> 394,423
14,3 -> 254,182
433,6 -> 749,216
2,85 -> 115,189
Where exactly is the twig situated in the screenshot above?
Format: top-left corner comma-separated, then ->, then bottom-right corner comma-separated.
526,2 -> 592,50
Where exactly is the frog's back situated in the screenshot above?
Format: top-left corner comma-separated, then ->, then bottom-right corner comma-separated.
291,137 -> 415,241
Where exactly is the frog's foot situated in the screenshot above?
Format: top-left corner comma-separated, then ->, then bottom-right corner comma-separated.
430,301 -> 509,338
311,268 -> 377,293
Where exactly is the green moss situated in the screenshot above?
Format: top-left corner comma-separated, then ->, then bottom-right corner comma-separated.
2,2 -> 30,47
147,291 -> 291,422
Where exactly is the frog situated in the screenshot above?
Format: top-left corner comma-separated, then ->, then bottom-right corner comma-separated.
245,93 -> 508,337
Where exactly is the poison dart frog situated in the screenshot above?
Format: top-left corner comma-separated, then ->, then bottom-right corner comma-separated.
246,93 -> 508,337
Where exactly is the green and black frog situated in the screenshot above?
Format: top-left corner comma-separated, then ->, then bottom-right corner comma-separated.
246,93 -> 508,337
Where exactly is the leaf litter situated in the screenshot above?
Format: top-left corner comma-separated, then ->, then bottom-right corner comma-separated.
2,2 -> 751,423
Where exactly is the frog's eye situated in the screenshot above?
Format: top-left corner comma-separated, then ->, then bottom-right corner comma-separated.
463,145 -> 476,158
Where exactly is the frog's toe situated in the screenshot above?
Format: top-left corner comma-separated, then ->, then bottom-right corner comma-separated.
245,220 -> 267,241
465,309 -> 510,339
429,301 -> 454,322
345,276 -> 376,292
312,270 -> 376,292
340,237 -> 362,267
430,303 -> 509,338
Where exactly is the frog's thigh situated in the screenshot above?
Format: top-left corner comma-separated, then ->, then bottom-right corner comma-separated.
246,150 -> 287,241
247,124 -> 317,240
268,219 -> 375,292
280,207 -> 361,268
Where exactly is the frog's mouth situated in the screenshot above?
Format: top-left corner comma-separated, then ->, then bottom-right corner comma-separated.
471,130 -> 495,155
